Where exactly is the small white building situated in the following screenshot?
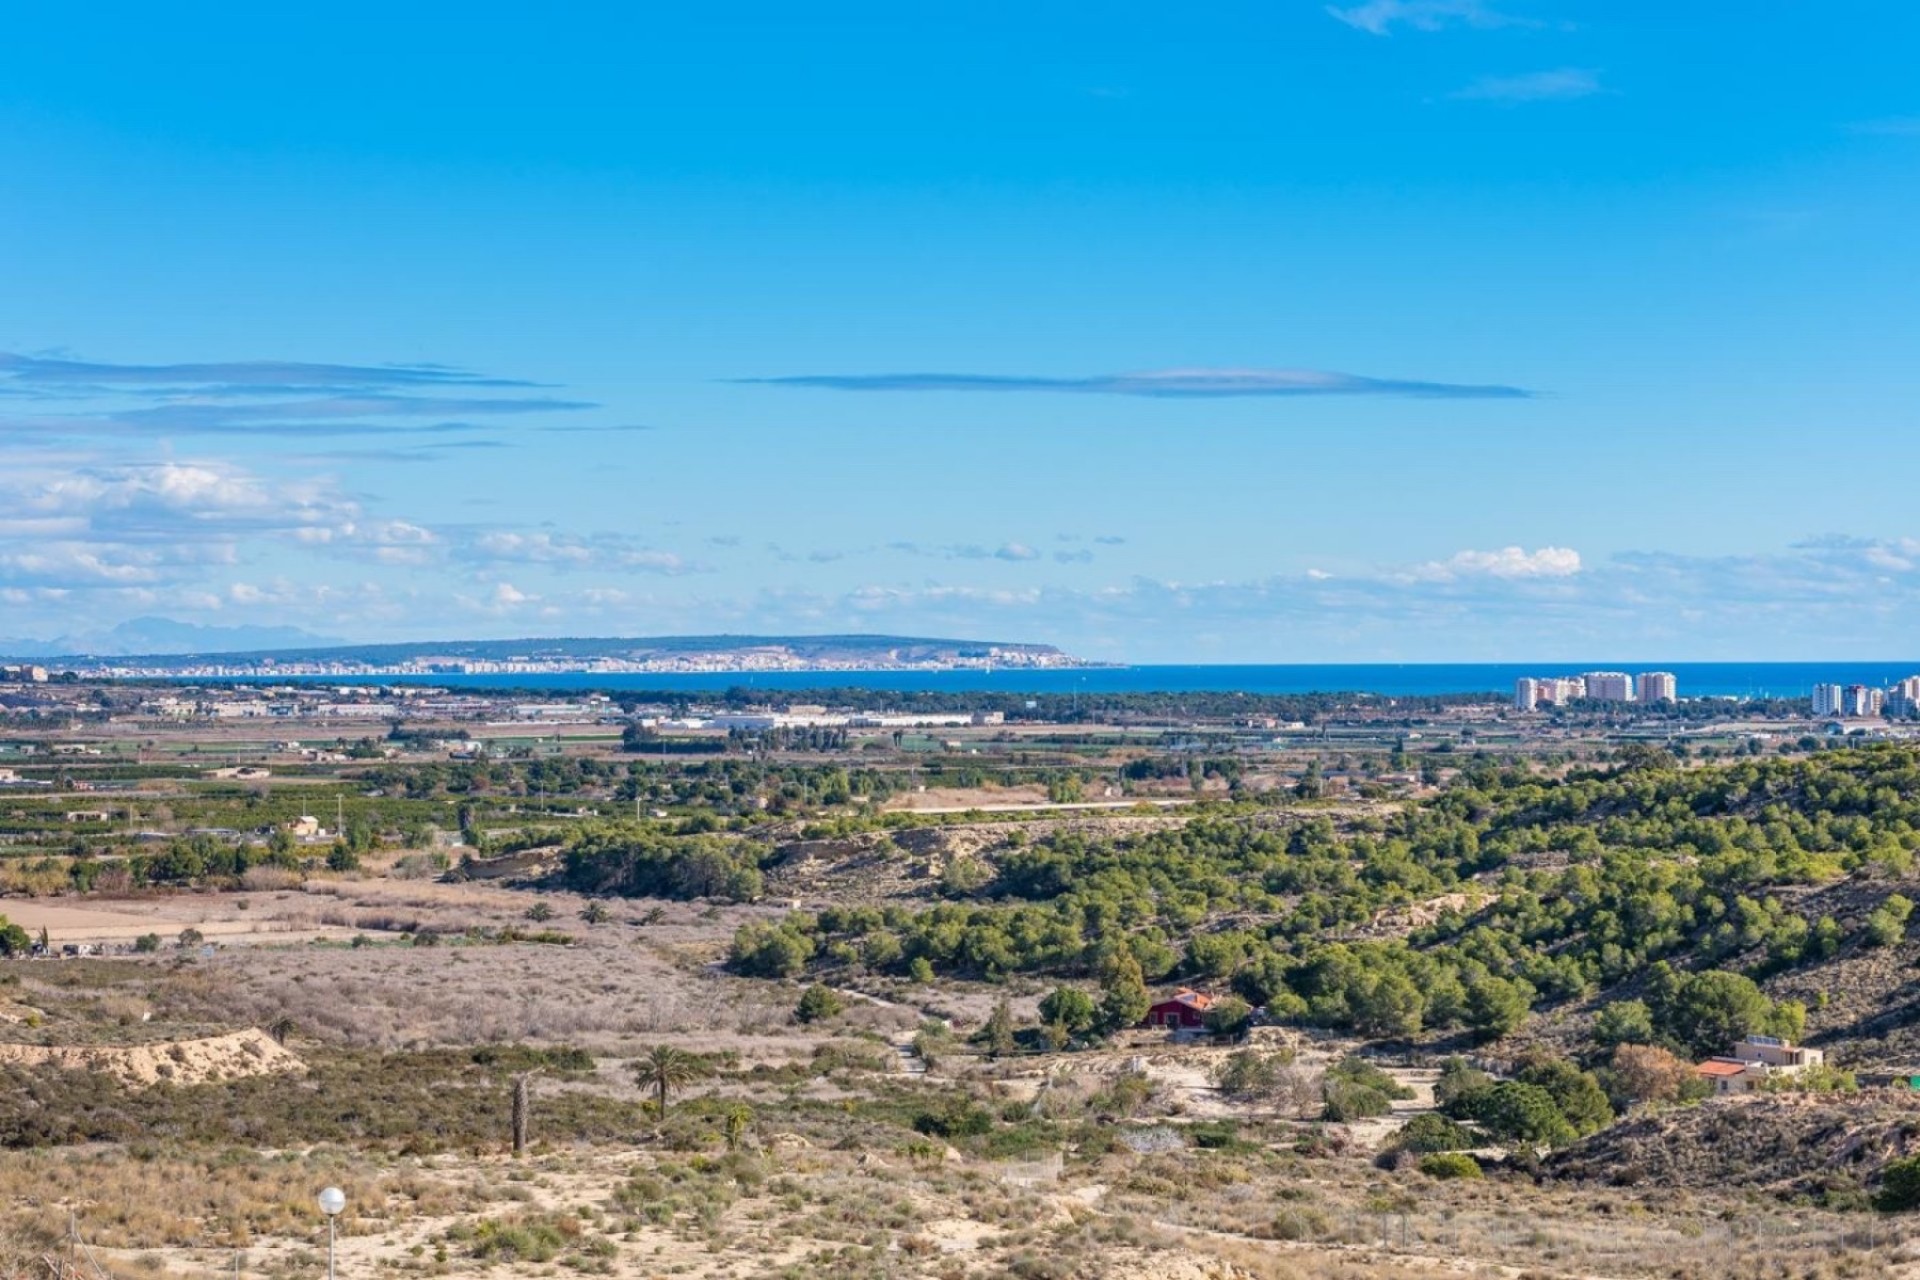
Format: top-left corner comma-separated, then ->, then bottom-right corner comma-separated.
1695,1035 -> 1824,1095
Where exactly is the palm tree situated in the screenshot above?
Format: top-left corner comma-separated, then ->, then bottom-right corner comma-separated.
634,1045 -> 705,1120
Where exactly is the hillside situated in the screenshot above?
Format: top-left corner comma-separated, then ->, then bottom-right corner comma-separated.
1546,1093 -> 1920,1200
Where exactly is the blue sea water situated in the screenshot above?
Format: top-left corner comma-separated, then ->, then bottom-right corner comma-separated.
228,663 -> 1920,700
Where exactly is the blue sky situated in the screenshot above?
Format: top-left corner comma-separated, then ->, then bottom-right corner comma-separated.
3,1 -> 1919,661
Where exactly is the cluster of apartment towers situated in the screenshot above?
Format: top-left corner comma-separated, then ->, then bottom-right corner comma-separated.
1512,671 -> 1677,711
1810,677 -> 1920,719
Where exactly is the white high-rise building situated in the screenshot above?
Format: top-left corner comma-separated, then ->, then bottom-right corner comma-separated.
1888,676 -> 1920,716
1812,683 -> 1845,717
1636,671 -> 1678,704
1514,678 -> 1540,711
1549,676 -> 1586,704
1844,685 -> 1883,718
1582,671 -> 1636,702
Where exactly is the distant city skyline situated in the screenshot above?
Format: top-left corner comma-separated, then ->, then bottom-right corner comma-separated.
4,3 -> 1920,661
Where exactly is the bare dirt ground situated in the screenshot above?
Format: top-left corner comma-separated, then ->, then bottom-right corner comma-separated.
0,895 -> 355,946
0,1027 -> 301,1087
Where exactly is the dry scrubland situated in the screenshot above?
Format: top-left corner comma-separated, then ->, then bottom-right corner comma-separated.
0,875 -> 1917,1279
8,721 -> 1920,1277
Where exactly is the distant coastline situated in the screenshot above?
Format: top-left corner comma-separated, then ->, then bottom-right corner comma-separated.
12,632 -> 1092,679
145,660 -> 1920,700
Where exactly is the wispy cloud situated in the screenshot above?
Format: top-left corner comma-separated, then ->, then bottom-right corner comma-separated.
1451,68 -> 1603,103
885,540 -> 1061,562
1326,0 -> 1530,36
0,352 -> 539,392
0,351 -> 594,440
741,367 -> 1532,399
1846,117 -> 1920,137
452,529 -> 704,575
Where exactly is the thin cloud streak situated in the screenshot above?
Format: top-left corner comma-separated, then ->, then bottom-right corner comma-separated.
741,367 -> 1533,400
0,352 -> 596,439
1326,0 -> 1530,36
0,352 -> 539,391
1451,68 -> 1604,103
1846,117 -> 1920,137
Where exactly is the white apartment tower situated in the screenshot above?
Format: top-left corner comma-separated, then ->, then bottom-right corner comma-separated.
1636,671 -> 1678,704
1812,683 -> 1844,717
1582,671 -> 1636,702
1889,676 -> 1920,716
1514,678 -> 1540,711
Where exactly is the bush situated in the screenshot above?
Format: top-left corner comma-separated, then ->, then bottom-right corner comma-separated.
793,984 -> 844,1024
1395,1113 -> 1472,1153
1212,1049 -> 1289,1100
1865,894 -> 1914,947
1419,1152 -> 1483,1180
1435,1057 -> 1492,1107
1464,976 -> 1531,1041
1038,986 -> 1098,1040
1515,1058 -> 1613,1136
1603,1043 -> 1701,1108
912,1098 -> 994,1139
1451,1081 -> 1576,1148
1876,1155 -> 1920,1212
132,933 -> 161,954
1323,1078 -> 1391,1122
1322,1055 -> 1411,1122
1591,999 -> 1656,1049
729,921 -> 815,978
1203,996 -> 1256,1038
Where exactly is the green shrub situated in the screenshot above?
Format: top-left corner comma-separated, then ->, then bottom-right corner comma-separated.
1395,1113 -> 1472,1153
1323,1078 -> 1392,1122
1449,1081 -> 1576,1148
1419,1152 -> 1482,1180
794,983 -> 844,1024
1875,1155 -> 1920,1212
912,1099 -> 993,1139
1322,1054 -> 1410,1120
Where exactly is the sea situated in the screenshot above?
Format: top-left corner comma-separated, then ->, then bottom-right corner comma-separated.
218,663 -> 1920,700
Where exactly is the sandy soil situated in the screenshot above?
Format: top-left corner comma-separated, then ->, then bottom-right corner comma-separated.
0,896 -> 359,945
0,1028 -> 302,1088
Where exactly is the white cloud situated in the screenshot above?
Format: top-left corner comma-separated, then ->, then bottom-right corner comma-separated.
1326,0 -> 1526,35
1451,68 -> 1603,103
493,582 -> 532,606
1847,117 -> 1920,138
456,530 -> 699,575
1411,545 -> 1583,581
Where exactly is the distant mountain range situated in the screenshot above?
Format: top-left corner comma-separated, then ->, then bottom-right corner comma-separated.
0,617 -> 342,660
0,622 -> 1074,670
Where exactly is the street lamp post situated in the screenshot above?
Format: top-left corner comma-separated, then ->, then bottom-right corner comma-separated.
317,1187 -> 346,1280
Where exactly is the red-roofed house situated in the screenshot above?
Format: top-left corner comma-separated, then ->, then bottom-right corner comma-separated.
1143,990 -> 1215,1031
1695,1058 -> 1764,1095
1696,1036 -> 1825,1095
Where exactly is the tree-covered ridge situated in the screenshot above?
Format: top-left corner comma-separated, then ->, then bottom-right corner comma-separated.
732,746 -> 1920,1047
